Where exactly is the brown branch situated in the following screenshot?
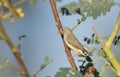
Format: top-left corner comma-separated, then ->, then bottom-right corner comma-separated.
50,0 -> 78,70
33,68 -> 42,77
0,22 -> 30,77
1,0 -> 21,18
32,59 -> 52,77
91,25 -> 105,47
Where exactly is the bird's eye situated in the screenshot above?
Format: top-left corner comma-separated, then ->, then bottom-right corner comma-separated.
84,52 -> 88,56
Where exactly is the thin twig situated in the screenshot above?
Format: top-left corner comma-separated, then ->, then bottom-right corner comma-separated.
0,22 -> 30,77
32,59 -> 52,77
33,68 -> 42,77
71,20 -> 81,31
50,0 -> 78,70
91,25 -> 120,76
91,25 -> 105,47
1,0 -> 21,18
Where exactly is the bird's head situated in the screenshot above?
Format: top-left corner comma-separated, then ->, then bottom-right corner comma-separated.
86,66 -> 95,74
62,27 -> 72,34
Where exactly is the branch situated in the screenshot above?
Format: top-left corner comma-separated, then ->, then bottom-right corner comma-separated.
0,0 -> 22,18
71,20 -> 81,31
0,22 -> 30,77
91,25 -> 105,47
33,56 -> 52,77
33,68 -> 42,77
91,25 -> 120,77
106,13 -> 120,48
50,0 -> 78,70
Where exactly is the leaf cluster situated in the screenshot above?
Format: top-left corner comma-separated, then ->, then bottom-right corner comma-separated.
83,33 -> 120,46
55,67 -> 83,77
40,56 -> 52,70
59,0 -> 115,21
0,0 -> 37,23
0,55 -> 11,69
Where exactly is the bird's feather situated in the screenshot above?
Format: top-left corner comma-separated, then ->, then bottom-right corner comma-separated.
65,28 -> 88,53
63,27 -> 92,62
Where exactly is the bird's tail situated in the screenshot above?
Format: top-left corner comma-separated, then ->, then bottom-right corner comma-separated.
85,56 -> 92,62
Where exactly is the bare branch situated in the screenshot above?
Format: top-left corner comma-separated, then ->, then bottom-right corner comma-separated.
0,22 -> 30,77
91,25 -> 105,47
50,0 -> 78,70
106,13 -> 120,48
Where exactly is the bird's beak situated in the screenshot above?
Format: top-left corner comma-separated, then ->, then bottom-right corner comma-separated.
90,66 -> 95,72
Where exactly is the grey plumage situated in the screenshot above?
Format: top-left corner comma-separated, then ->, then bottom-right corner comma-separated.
63,27 -> 92,62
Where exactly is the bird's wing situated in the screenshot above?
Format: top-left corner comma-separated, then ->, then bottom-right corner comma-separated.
66,31 -> 87,52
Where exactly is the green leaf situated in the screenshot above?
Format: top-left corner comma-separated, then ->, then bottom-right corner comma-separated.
81,15 -> 86,21
40,56 -> 52,70
58,0 -> 115,21
55,67 -> 83,77
0,58 -> 12,69
44,56 -> 52,64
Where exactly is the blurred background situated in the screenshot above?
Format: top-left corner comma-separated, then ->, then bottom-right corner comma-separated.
0,0 -> 120,77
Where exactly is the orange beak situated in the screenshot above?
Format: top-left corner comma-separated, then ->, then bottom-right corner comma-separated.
90,66 -> 95,72
86,66 -> 95,74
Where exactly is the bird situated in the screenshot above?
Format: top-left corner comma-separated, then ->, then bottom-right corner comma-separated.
82,63 -> 99,77
83,65 -> 95,77
62,27 -> 92,62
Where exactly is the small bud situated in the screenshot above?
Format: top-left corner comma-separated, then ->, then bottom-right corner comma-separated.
16,8 -> 24,18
